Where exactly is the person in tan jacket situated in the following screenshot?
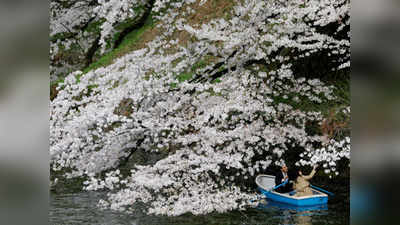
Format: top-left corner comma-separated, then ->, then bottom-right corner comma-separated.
293,165 -> 318,197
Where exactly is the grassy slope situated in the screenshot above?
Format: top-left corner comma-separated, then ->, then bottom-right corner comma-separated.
50,15 -> 155,100
82,16 -> 155,74
50,0 -> 235,98
51,0 -> 349,129
51,0 -> 349,121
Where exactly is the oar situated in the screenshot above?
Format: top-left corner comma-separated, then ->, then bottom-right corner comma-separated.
271,180 -> 288,191
310,184 -> 334,196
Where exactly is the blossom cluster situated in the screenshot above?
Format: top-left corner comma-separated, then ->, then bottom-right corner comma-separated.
51,0 -> 350,216
49,0 -> 148,81
50,0 -> 97,81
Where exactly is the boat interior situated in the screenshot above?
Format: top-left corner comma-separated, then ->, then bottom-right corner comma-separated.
256,175 -> 327,199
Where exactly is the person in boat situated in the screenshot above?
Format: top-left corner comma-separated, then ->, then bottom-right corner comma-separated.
275,165 -> 294,193
293,164 -> 318,197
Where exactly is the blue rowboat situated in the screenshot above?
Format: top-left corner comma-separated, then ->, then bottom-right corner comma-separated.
255,175 -> 328,206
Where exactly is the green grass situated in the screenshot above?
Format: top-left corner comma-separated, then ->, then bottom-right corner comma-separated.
82,15 -> 154,75
50,32 -> 74,42
168,54 -> 228,89
177,72 -> 194,82
107,8 -> 146,49
211,78 -> 222,83
84,19 -> 105,34
51,15 -> 155,89
191,60 -> 207,71
169,72 -> 194,89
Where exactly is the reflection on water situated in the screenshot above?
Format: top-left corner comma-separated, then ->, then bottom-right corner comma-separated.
257,200 -> 328,225
50,192 -> 348,225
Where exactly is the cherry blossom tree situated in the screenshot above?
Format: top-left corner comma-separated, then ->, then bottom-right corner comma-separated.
51,0 -> 350,216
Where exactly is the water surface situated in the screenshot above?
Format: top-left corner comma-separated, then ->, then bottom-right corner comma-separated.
50,191 -> 349,225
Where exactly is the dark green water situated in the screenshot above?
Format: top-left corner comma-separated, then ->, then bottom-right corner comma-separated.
50,191 -> 349,225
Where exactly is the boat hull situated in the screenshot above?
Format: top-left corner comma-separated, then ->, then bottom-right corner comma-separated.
258,187 -> 328,206
258,199 -> 328,212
